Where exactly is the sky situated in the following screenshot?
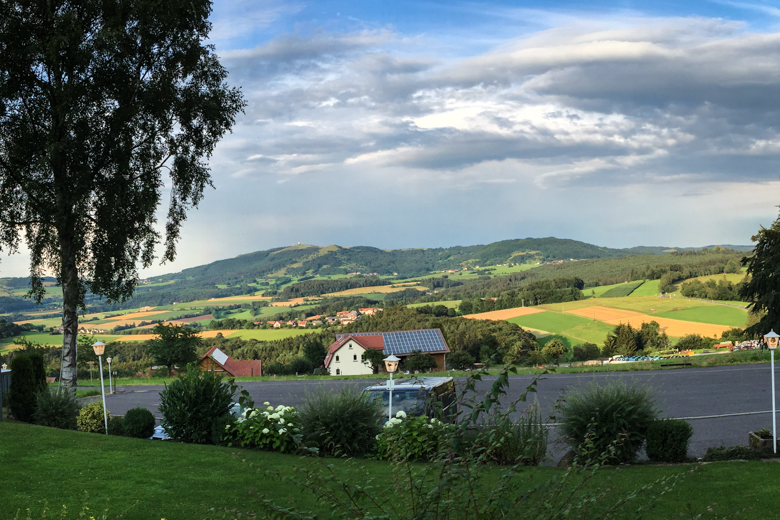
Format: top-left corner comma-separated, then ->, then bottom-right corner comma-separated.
4,0 -> 780,278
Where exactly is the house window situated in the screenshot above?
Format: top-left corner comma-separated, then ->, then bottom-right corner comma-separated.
336,369 -> 340,375
335,355 -> 340,362
349,345 -> 353,349
353,354 -> 357,361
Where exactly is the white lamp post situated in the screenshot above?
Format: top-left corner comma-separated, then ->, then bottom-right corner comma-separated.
92,341 -> 108,435
766,330 -> 779,453
383,355 -> 400,421
106,357 -> 113,394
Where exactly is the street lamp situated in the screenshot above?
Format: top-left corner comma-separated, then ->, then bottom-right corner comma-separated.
384,354 -> 400,422
92,341 -> 108,435
106,357 -> 113,394
766,330 -> 780,453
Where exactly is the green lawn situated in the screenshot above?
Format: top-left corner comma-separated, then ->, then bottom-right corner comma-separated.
653,305 -> 748,328
1,420 -> 778,519
562,321 -> 615,344
508,311 -> 594,334
599,280 -> 644,298
408,300 -> 462,309
629,279 -> 661,296
582,282 -> 626,298
228,328 -> 315,341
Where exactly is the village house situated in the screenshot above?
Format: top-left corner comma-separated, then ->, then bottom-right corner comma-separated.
324,329 -> 450,376
198,346 -> 262,377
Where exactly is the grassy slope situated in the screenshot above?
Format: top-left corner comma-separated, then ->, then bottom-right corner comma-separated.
630,279 -> 660,296
654,306 -> 748,328
507,312 -> 594,334
0,420 -> 776,520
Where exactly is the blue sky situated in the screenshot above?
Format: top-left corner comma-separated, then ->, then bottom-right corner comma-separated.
4,0 -> 780,278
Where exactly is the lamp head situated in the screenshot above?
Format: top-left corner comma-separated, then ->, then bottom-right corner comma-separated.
106,357 -> 112,364
766,330 -> 780,350
384,354 -> 401,374
92,341 -> 106,356
1,363 -> 6,370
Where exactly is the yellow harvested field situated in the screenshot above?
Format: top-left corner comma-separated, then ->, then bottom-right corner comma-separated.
601,315 -> 730,338
463,307 -> 545,321
325,286 -> 427,297
568,306 -> 644,321
114,330 -> 238,342
271,297 -> 315,307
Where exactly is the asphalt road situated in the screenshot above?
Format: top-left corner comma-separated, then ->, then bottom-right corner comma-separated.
86,363 -> 780,459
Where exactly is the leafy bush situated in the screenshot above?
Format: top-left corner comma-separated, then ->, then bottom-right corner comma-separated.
481,403 -> 548,466
158,368 -> 235,444
299,387 -> 382,457
703,445 -> 768,462
404,351 -> 438,372
376,412 -> 451,461
645,419 -> 693,462
448,350 -> 475,370
77,401 -> 110,434
675,334 -> 716,351
226,403 -> 300,453
8,352 -> 46,422
289,357 -> 314,375
33,388 -> 80,430
107,415 -> 124,436
572,343 -> 601,362
122,407 -> 156,439
556,379 -> 659,463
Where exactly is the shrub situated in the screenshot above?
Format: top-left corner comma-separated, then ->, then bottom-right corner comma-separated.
481,403 -> 548,466
226,403 -> 300,453
376,412 -> 450,461
675,334 -> 716,351
404,351 -> 438,372
703,445 -> 768,462
645,419 -> 693,462
448,350 -> 475,370
122,407 -> 156,439
107,415 -> 124,436
158,368 -> 235,444
77,401 -> 110,434
33,388 -> 80,430
289,357 -> 314,375
572,343 -> 601,362
264,362 -> 290,376
299,387 -> 382,457
8,352 -> 46,422
556,379 -> 659,463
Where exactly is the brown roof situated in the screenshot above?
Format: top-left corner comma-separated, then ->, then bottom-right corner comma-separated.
324,334 -> 386,368
200,346 -> 262,377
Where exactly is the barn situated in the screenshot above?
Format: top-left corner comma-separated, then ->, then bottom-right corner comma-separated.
198,346 -> 263,377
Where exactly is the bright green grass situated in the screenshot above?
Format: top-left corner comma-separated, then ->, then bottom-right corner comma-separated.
4,419 -> 779,519
227,328 -> 315,341
599,280 -> 644,298
653,305 -> 748,328
562,321 -> 615,344
583,282 -> 626,298
508,311 -> 594,334
630,279 -> 661,297
0,331 -> 126,351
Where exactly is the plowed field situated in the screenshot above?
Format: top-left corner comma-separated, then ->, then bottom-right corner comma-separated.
464,307 -> 545,321
600,315 -> 730,338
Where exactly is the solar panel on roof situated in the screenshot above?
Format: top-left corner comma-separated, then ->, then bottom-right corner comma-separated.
380,329 -> 447,355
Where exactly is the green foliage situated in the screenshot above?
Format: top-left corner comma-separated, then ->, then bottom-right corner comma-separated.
158,368 -> 235,444
376,412 -> 451,461
122,407 -> 156,439
289,357 -> 314,375
572,342 -> 601,362
299,387 -> 382,457
675,334 -> 716,351
278,277 -> 390,299
703,445 -> 768,462
404,350 -> 438,372
645,419 -> 693,462
302,337 -> 326,368
478,403 -> 548,466
448,350 -> 475,370
681,278 -> 746,301
556,379 -> 659,463
77,401 -> 109,434
8,352 -> 46,422
603,321 -> 668,356
541,338 -> 567,365
107,415 -> 124,436
226,403 -> 301,453
33,388 -> 80,430
721,327 -> 747,343
742,214 -> 780,336
361,348 -> 385,373
146,323 -> 201,374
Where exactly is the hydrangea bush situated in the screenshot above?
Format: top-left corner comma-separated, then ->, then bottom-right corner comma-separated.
226,402 -> 300,453
375,411 -> 452,461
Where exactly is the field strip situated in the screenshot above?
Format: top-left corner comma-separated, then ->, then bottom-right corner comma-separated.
114,330 -> 239,342
324,286 -> 427,297
463,307 -> 545,320
568,306 -> 645,321
206,295 -> 272,302
601,315 -> 731,337
104,310 -> 169,320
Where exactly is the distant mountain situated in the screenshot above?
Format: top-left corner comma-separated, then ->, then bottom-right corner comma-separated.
150,238 -> 750,284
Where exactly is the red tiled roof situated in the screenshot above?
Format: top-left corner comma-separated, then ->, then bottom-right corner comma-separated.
324,333 -> 386,368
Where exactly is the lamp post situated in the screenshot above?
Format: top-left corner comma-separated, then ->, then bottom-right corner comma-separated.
383,355 -> 400,422
106,357 -> 113,394
766,330 -> 780,453
92,341 -> 108,435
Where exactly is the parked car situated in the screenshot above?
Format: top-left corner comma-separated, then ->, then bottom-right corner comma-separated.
364,376 -> 457,423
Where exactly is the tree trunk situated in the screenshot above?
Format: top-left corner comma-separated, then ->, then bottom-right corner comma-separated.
59,235 -> 79,396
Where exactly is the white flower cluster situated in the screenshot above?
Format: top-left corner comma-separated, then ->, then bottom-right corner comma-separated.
383,411 -> 409,429
242,403 -> 298,435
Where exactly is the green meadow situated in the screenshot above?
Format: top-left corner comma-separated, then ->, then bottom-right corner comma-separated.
654,305 -> 748,328
408,300 -> 462,309
599,280 -> 644,298
508,311 -> 594,334
629,279 -> 661,296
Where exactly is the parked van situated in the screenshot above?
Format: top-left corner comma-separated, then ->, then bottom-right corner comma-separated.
364,376 -> 457,422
